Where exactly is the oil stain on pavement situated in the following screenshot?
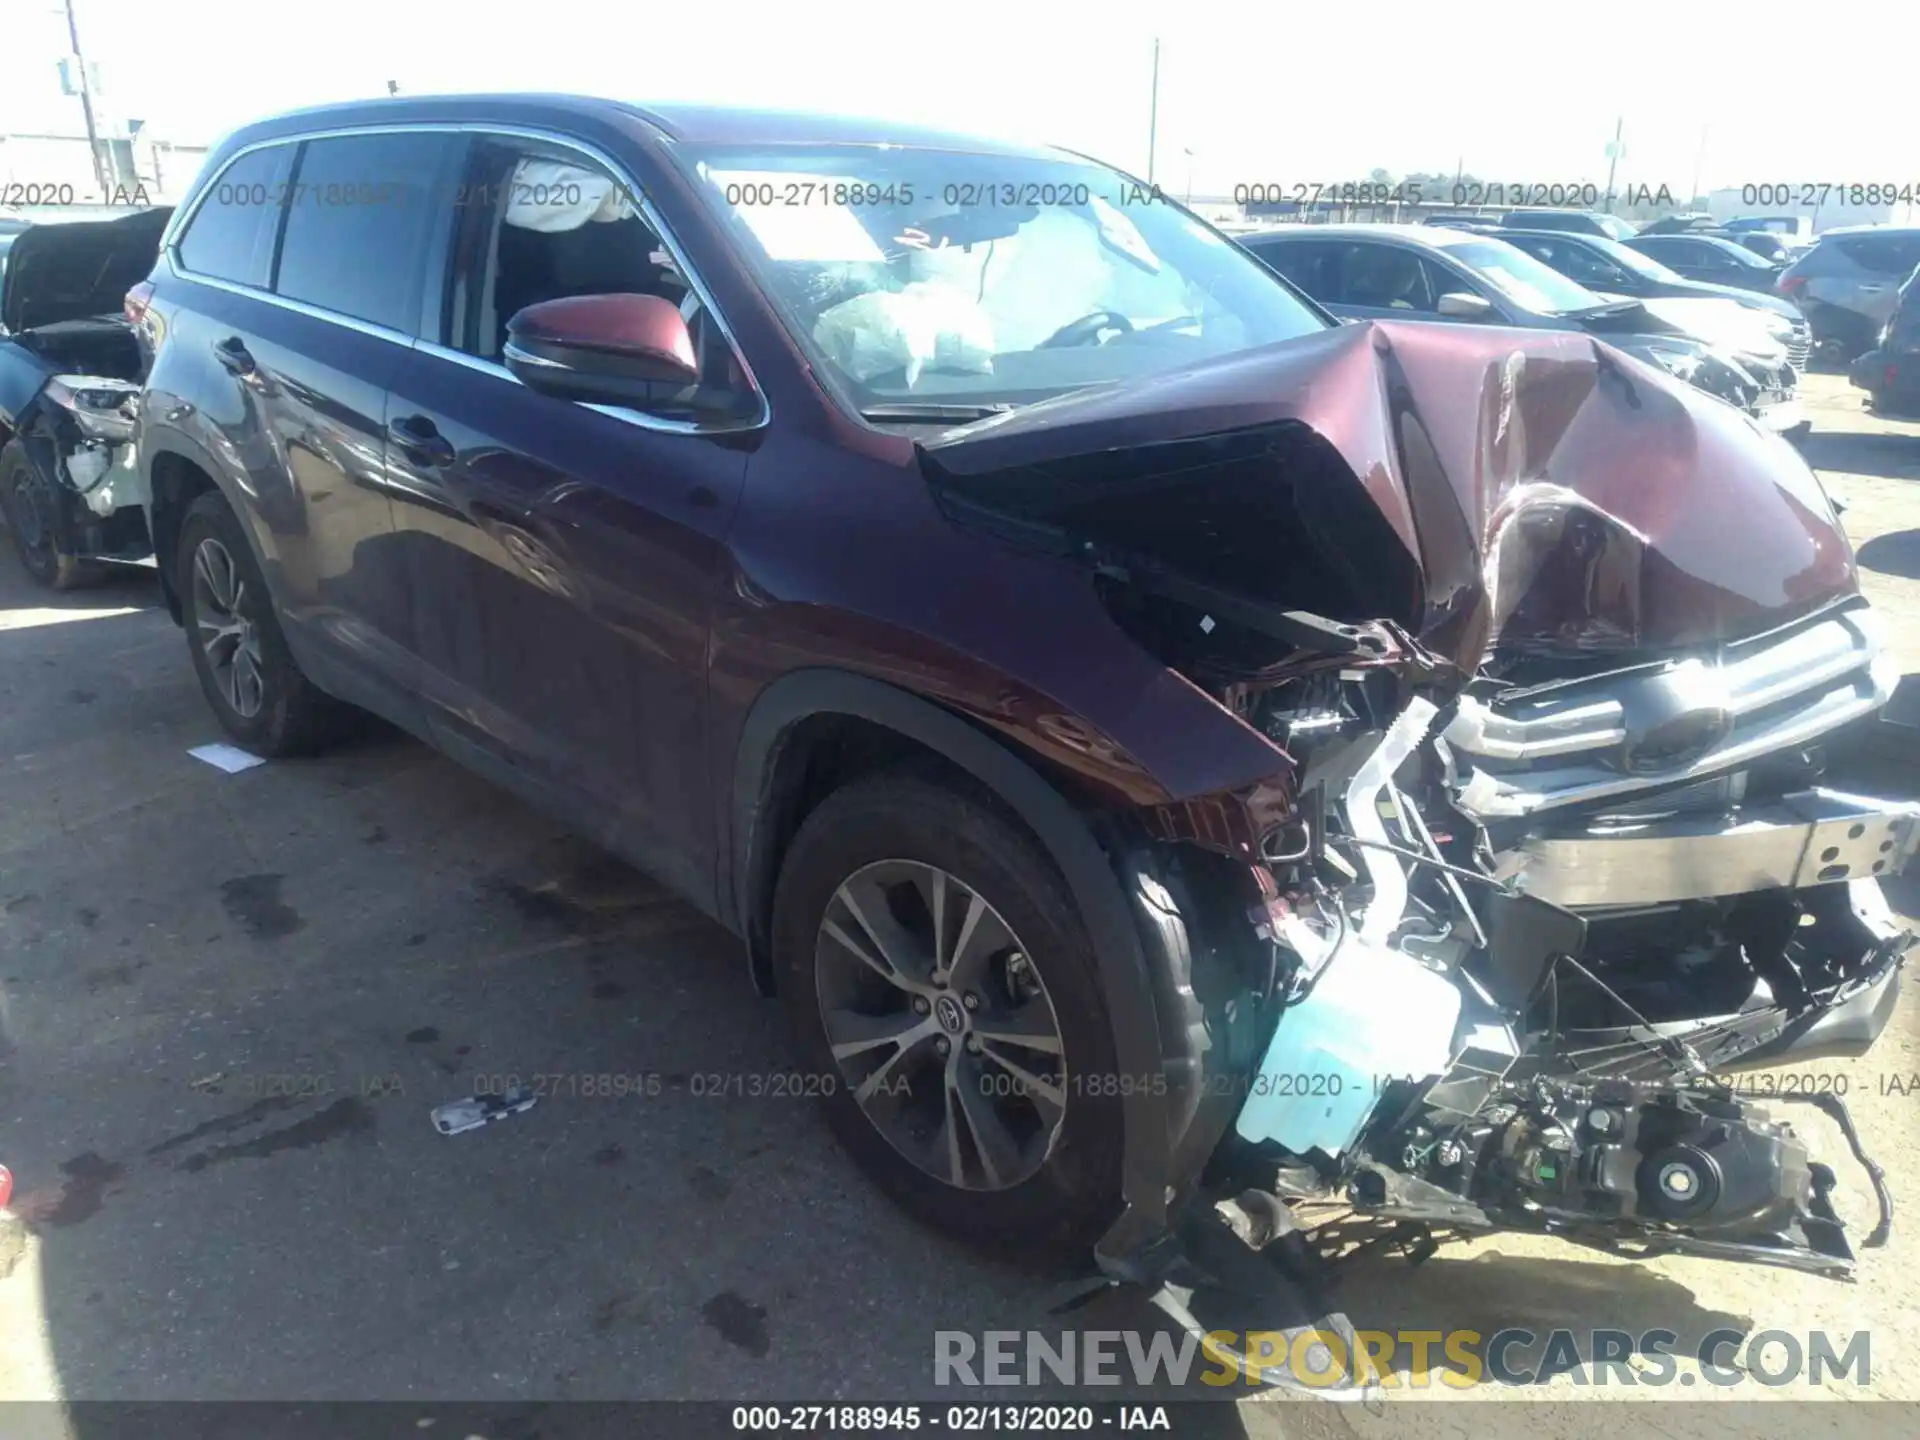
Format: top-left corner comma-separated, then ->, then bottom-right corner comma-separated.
36,1154 -> 125,1227
177,1097 -> 375,1173
218,874 -> 304,940
701,1291 -> 770,1356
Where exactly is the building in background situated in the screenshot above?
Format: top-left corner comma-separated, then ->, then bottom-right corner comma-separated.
1707,186 -> 1919,234
1,127 -> 209,209
2,4 -> 209,213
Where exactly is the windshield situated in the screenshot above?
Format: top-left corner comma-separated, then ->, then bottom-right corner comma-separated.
1698,236 -> 1777,270
1581,234 -> 1684,282
676,144 -> 1327,414
1595,214 -> 1637,240
1442,239 -> 1607,315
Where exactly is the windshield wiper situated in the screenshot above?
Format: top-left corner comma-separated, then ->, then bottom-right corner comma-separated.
857,402 -> 1017,423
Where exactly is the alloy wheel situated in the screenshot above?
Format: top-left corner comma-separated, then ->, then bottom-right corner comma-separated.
814,859 -> 1067,1192
191,536 -> 266,719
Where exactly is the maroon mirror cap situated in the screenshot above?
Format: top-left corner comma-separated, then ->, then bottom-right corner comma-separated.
507,292 -> 698,383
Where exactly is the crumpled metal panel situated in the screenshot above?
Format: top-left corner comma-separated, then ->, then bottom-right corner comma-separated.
921,320 -> 1857,671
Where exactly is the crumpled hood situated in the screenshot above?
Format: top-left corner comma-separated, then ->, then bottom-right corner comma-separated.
0,208 -> 170,335
919,319 -> 1856,670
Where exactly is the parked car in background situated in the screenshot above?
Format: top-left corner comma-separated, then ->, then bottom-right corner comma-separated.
1725,215 -> 1815,249
1777,226 -> 1920,359
1498,208 -> 1637,240
1730,230 -> 1795,264
1622,232 -> 1786,292
0,208 -> 168,588
1501,228 -> 1811,371
1848,263 -> 1920,414
1636,212 -> 1720,236
127,98 -> 1905,1344
1241,224 -> 1807,434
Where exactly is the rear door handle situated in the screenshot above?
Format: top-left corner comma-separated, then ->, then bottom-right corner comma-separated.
387,414 -> 456,467
213,336 -> 256,376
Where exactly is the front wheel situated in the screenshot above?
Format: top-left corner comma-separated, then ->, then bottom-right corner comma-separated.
0,439 -> 102,591
771,772 -> 1124,1256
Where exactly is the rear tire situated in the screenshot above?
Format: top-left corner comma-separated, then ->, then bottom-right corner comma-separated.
177,490 -> 349,757
0,439 -> 103,591
771,770 -> 1124,1257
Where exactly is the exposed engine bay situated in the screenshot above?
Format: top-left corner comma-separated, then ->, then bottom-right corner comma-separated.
1229,650 -> 1906,1282
916,321 -> 1913,1380
0,208 -> 168,586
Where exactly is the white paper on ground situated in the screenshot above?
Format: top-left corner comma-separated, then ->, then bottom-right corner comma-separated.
188,743 -> 266,774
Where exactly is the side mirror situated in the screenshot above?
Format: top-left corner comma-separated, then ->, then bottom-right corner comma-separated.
1435,291 -> 1494,320
504,293 -> 700,405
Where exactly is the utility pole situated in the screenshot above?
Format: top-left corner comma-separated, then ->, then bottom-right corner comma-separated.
1602,116 -> 1624,213
1146,37 -> 1160,185
1689,124 -> 1709,206
62,0 -> 109,199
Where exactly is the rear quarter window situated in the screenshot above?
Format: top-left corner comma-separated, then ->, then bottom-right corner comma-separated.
1835,233 -> 1920,276
175,144 -> 293,288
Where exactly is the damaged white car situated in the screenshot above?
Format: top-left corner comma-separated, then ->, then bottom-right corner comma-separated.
0,207 -> 168,588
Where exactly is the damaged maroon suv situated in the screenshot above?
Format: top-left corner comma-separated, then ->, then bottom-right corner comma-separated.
133,97 -> 1911,1377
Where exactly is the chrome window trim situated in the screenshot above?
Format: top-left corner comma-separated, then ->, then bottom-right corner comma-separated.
163,119 -> 771,436
412,339 -> 728,438
500,340 -> 570,370
160,256 -> 419,349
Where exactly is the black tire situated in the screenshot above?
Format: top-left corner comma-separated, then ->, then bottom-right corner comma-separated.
771,770 -> 1124,1256
177,489 -> 349,756
0,439 -> 104,591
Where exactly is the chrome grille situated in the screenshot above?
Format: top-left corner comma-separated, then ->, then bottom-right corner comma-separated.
1785,320 -> 1812,375
1445,606 -> 1897,821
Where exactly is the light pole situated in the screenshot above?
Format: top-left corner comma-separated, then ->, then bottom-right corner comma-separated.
1146,37 -> 1160,185
1183,147 -> 1195,205
60,0 -> 109,199
1602,116 -> 1624,213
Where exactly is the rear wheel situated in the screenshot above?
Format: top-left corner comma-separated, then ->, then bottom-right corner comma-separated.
0,439 -> 102,591
177,490 -> 349,756
771,771 -> 1124,1255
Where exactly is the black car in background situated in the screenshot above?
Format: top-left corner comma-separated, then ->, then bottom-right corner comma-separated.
1501,229 -> 1811,371
1498,208 -> 1637,239
1622,233 -> 1785,292
1849,264 -> 1920,414
1729,231 -> 1795,264
1239,224 -> 1808,435
1636,213 -> 1720,236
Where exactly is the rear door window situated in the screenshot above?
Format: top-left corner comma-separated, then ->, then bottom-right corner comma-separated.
1245,240 -> 1343,301
175,144 -> 294,288
1837,233 -> 1920,277
274,132 -> 462,333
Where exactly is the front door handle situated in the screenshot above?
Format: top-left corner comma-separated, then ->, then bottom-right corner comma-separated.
387,414 -> 456,467
213,336 -> 256,376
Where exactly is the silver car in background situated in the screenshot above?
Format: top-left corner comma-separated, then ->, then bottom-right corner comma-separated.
1778,226 -> 1920,359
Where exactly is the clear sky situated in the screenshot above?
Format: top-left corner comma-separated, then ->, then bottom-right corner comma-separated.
4,0 -> 1915,197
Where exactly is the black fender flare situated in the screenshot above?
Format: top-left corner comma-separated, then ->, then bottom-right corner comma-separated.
140,428 -> 254,621
729,667 -> 1175,1255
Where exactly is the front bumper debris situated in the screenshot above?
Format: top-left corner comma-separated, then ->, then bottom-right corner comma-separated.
1495,788 -> 1920,907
